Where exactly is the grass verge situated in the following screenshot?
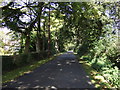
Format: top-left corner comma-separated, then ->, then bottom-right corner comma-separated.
75,54 -> 112,90
2,53 -> 61,84
78,59 -> 112,89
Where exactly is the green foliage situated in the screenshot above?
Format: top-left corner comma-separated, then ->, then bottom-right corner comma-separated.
14,52 -> 51,67
1,1 -> 119,87
102,67 -> 120,87
92,61 -> 105,71
77,43 -> 89,57
2,56 -> 15,71
2,51 -> 54,72
14,54 -> 29,66
81,32 -> 120,87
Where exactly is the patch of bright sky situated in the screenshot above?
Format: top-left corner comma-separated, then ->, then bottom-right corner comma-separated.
19,15 -> 31,23
0,27 -> 11,44
0,27 -> 10,34
105,10 -> 110,17
0,0 -> 26,7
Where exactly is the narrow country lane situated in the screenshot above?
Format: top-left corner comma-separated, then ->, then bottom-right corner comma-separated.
3,52 -> 95,89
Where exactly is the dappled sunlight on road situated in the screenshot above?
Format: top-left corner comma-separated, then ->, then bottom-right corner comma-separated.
3,53 -> 95,89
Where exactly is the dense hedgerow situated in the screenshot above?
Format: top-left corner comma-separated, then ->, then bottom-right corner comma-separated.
80,33 -> 120,88
2,51 -> 55,72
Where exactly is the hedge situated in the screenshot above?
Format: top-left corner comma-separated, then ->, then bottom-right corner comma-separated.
2,51 -> 55,73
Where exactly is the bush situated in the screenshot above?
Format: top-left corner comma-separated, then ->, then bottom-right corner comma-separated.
2,56 -> 15,71
2,51 -> 55,73
77,43 -> 89,57
28,52 -> 40,61
13,52 -> 49,66
13,54 -> 29,66
92,61 -> 105,71
82,55 -> 92,62
80,34 -> 120,87
102,67 -> 120,88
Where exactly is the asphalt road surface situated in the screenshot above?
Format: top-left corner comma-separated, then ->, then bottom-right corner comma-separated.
3,52 -> 95,89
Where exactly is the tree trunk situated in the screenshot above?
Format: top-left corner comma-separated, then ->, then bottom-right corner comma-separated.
36,31 -> 41,52
48,2 -> 51,56
36,2 -> 44,53
24,33 -> 30,54
19,33 -> 24,53
42,20 -> 46,51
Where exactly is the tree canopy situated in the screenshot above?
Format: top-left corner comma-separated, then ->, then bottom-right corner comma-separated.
1,1 -> 120,87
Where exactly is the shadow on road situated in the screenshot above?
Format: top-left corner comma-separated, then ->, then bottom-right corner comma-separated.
3,52 -> 95,89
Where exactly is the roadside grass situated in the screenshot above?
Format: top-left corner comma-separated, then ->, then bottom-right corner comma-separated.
2,53 -> 61,84
74,54 -> 112,88
79,59 -> 112,89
